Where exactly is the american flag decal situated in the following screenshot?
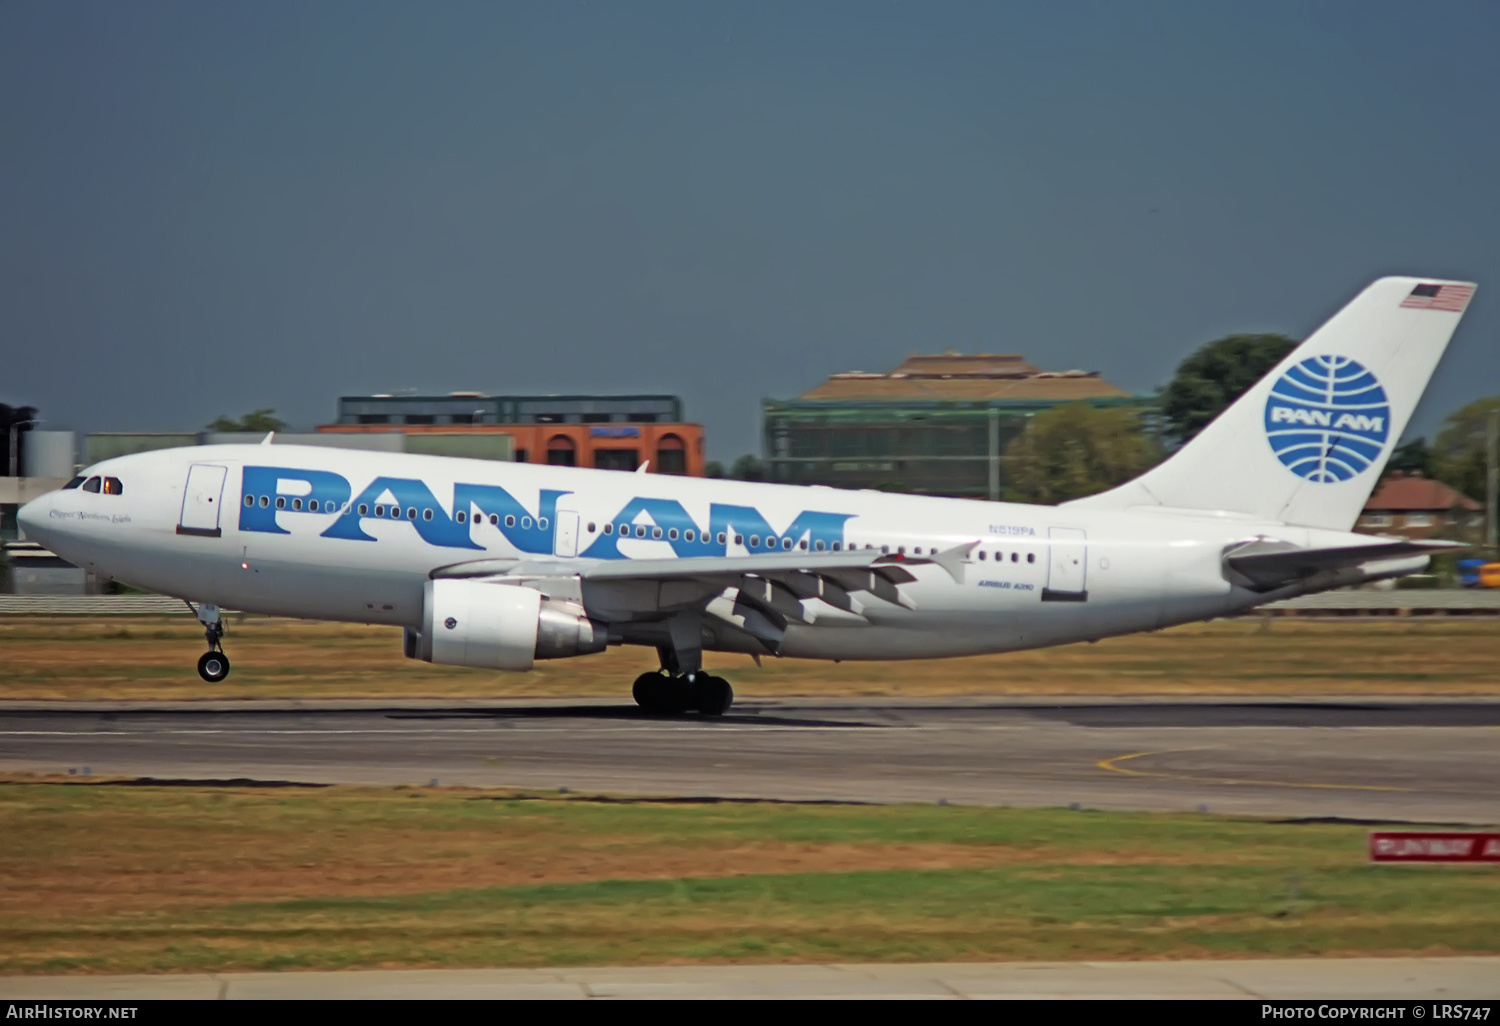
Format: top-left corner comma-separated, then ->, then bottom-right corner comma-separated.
1400,282 -> 1474,312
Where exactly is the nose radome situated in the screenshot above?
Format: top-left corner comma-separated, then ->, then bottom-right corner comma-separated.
16,495 -> 49,542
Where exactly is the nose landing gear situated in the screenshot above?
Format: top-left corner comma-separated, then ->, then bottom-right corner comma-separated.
197,649 -> 231,683
186,601 -> 231,682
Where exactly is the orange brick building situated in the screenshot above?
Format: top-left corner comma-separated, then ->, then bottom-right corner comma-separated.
1356,471 -> 1482,540
317,393 -> 706,476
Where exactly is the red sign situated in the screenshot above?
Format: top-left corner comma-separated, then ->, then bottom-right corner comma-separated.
1369,832 -> 1500,863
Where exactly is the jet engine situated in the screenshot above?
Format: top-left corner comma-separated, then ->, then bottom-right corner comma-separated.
409,578 -> 607,670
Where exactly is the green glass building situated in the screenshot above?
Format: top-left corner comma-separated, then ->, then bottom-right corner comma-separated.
763,353 -> 1150,499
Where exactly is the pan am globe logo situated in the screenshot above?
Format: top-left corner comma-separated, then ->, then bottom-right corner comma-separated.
1263,355 -> 1390,483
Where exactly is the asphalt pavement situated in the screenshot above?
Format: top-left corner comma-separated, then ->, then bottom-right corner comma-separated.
2,696 -> 1497,821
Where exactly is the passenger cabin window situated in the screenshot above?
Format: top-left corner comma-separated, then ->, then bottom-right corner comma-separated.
82,477 -> 101,493
63,476 -> 85,490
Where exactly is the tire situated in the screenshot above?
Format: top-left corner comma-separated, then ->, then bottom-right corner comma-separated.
197,650 -> 231,683
632,671 -> 666,711
694,675 -> 734,716
657,676 -> 692,715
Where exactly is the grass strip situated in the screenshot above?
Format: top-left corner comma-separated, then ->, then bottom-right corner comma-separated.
2,617 -> 1500,700
1,781 -> 1496,973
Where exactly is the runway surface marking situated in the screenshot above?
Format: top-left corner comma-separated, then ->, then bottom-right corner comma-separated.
1097,748 -> 1414,792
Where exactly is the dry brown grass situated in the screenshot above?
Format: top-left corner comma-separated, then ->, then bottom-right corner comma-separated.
1,615 -> 1498,701
3,782 -> 1498,974
6,784 -> 1245,921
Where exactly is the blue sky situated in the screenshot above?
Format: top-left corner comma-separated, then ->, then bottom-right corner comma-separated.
3,1 -> 1497,458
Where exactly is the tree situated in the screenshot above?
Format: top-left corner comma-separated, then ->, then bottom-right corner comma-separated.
1387,437 -> 1435,478
728,454 -> 765,481
1432,396 -> 1500,502
1004,404 -> 1160,505
1160,334 -> 1298,445
703,460 -> 726,479
206,408 -> 289,433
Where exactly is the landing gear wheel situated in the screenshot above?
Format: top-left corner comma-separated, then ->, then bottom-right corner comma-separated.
197,650 -> 231,683
632,671 -> 693,714
632,671 -> 666,711
693,675 -> 734,716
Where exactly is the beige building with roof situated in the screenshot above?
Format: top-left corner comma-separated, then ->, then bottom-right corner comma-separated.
763,352 -> 1148,498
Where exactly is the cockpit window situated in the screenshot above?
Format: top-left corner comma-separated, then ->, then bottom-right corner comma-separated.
82,476 -> 102,493
62,476 -> 85,490
103,477 -> 124,495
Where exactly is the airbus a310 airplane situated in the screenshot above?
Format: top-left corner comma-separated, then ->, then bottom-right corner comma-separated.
17,276 -> 1477,714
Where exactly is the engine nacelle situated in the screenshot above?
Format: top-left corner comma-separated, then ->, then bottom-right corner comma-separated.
416,579 -> 606,670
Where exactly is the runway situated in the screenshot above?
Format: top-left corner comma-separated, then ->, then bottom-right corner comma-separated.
2,697 -> 1498,821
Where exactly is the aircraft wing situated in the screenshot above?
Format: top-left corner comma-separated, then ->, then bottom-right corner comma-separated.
431,542 -> 978,615
1224,538 -> 1467,592
579,548 -> 929,612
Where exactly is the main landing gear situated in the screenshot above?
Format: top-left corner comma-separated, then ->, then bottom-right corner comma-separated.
632,671 -> 734,716
187,601 -> 231,683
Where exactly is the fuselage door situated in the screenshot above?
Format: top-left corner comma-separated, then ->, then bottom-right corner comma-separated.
554,505 -> 580,558
178,464 -> 228,538
1042,526 -> 1088,602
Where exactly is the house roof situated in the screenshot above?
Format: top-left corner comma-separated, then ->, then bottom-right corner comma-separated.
1363,472 -> 1481,513
798,352 -> 1131,402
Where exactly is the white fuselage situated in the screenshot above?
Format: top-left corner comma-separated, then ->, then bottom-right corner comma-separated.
16,443 -> 1370,663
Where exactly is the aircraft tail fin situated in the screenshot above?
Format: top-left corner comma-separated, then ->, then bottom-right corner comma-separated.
1067,276 -> 1476,530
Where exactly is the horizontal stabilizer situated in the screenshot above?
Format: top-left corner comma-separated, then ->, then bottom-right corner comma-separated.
1224,538 -> 1467,592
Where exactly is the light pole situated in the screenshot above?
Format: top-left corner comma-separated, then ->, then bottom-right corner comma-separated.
1486,406 -> 1498,554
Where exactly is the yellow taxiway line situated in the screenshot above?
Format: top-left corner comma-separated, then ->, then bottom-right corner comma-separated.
1096,749 -> 1412,792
